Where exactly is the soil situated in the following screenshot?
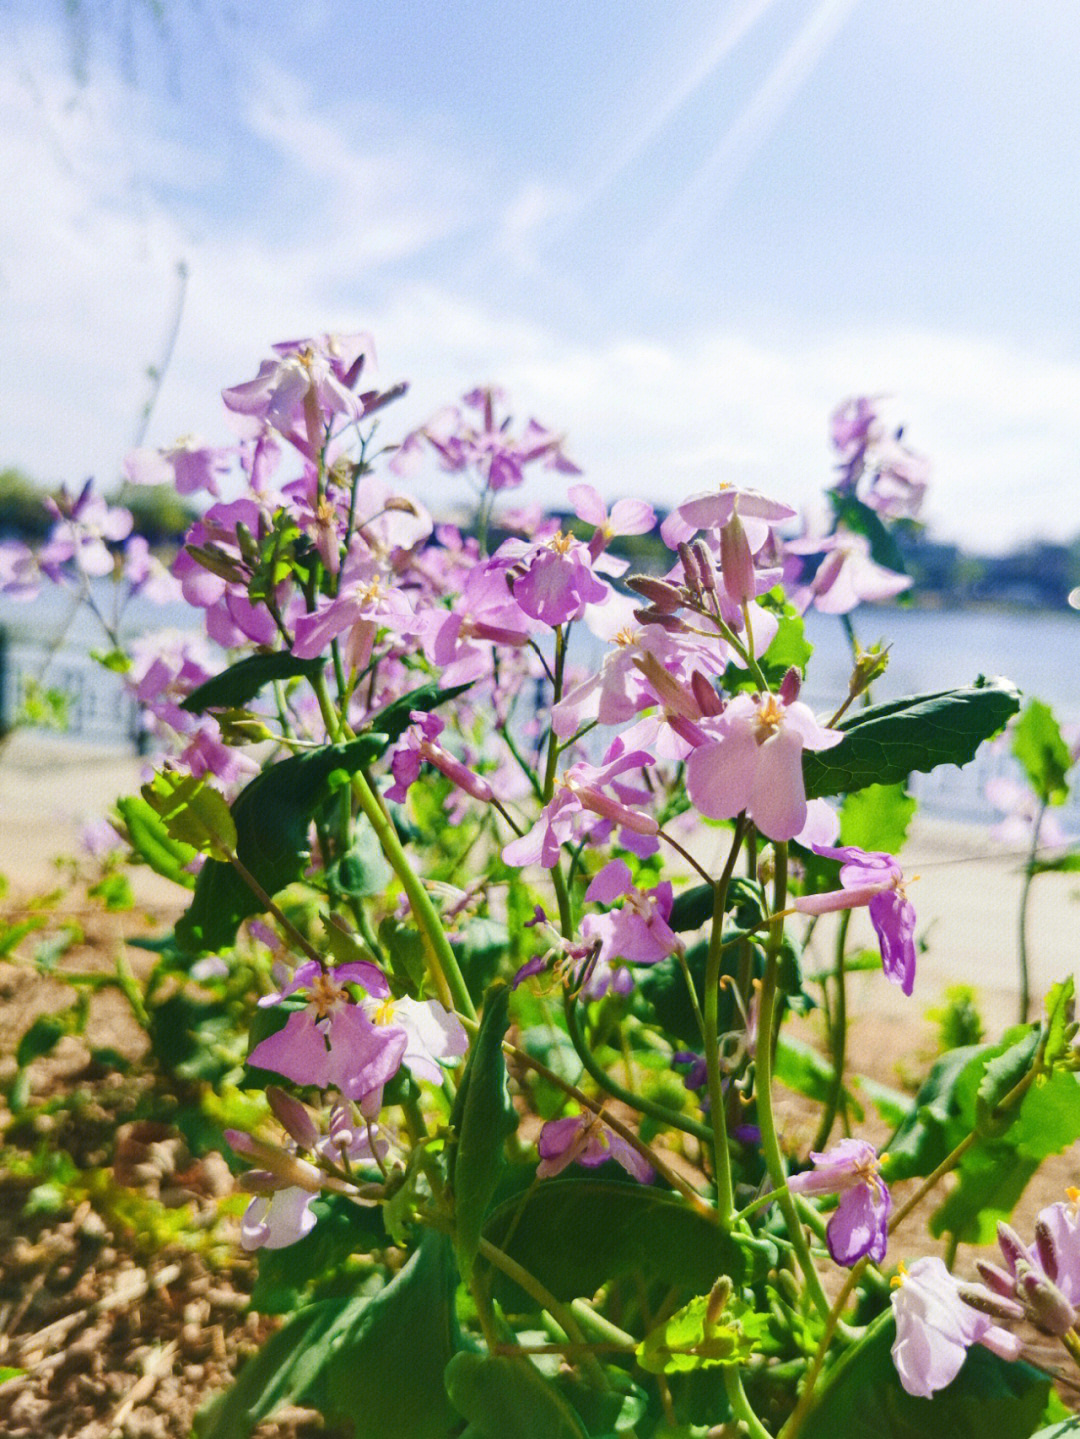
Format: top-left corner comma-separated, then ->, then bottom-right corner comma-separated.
0,868 -> 1076,1437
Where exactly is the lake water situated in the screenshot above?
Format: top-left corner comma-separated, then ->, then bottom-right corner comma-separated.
5,586 -> 1080,830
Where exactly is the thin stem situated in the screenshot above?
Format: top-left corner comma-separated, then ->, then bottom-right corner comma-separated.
779,1258 -> 868,1439
703,820 -> 746,1227
724,1368 -> 774,1439
657,828 -> 714,884
310,668 -> 476,1019
477,1237 -> 608,1389
1018,798 -> 1046,1024
813,910 -> 851,1152
754,843 -> 830,1320
888,1067 -> 1037,1233
561,989 -> 715,1154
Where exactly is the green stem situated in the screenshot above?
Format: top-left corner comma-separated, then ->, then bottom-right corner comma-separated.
754,843 -> 830,1320
561,988 -> 713,1148
477,1237 -> 609,1388
814,910 -> 851,1152
700,818 -> 747,1226
310,669 -> 475,1019
724,1368 -> 774,1439
1018,798 -> 1046,1024
779,1258 -> 868,1439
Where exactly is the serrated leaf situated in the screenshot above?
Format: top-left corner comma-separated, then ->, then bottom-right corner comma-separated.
141,772 -> 237,860
1013,699 -> 1073,806
636,1293 -> 770,1374
450,983 -> 517,1279
1043,977 -> 1077,1071
803,679 -> 1021,799
975,1028 -> 1039,1137
115,795 -> 198,889
180,652 -> 326,713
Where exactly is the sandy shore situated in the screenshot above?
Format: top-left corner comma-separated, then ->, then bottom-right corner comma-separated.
1,731 -> 1076,1031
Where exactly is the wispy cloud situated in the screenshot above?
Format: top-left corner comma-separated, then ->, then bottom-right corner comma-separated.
635,0 -> 863,277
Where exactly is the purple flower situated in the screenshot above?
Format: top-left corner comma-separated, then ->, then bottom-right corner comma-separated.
890,1257 -> 1022,1398
536,1113 -> 653,1183
495,531 -> 610,628
123,436 -> 232,497
785,528 -> 912,615
795,845 -> 917,996
787,1138 -> 891,1265
240,1185 -> 320,1251
685,693 -> 842,842
660,484 -> 796,555
502,750 -> 658,869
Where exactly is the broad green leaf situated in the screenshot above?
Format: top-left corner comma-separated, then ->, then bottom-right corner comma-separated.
320,1231 -> 461,1438
483,1172 -> 775,1308
115,795 -> 198,889
175,736 -> 383,952
840,783 -> 917,854
250,1194 -> 386,1314
444,1353 -> 587,1439
1013,698 -> 1073,806
775,1036 -> 864,1121
197,1232 -> 460,1439
450,983 -> 518,1279
141,771 -> 237,860
367,680 -> 472,743
636,1292 -> 770,1374
379,916 -> 428,996
180,652 -> 326,713
329,816 -> 392,898
803,679 -> 1021,800
801,1311 -> 1048,1439
195,1294 -> 370,1439
929,1145 -> 1040,1244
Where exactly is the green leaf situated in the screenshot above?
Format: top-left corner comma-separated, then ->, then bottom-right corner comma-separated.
180,652 -> 327,713
196,1232 -> 460,1439
450,983 -> 518,1279
636,1291 -> 770,1374
1012,699 -> 1073,806
803,679 -> 1021,800
175,736 -> 385,952
379,916 -> 428,996
141,771 -> 237,860
250,1195 -> 386,1314
840,784 -> 917,854
329,816 -> 392,898
801,1311 -> 1048,1439
975,1028 -> 1039,1137
444,1353 -> 588,1439
483,1172 -> 775,1308
775,1036 -> 863,1121
88,872 -> 134,912
16,1006 -> 83,1067
368,680 -> 472,744
828,491 -> 909,576
0,1367 -> 26,1385
1043,977 -> 1077,1072
723,607 -> 813,691
115,795 -> 198,889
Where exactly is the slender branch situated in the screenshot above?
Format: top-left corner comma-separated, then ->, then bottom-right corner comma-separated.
725,1368 -> 774,1439
779,1258 -> 868,1439
753,843 -> 830,1319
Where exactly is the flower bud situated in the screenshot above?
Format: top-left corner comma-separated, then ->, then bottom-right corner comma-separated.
690,670 -> 724,717
955,1281 -> 1025,1324
626,575 -> 685,613
691,541 -> 717,594
632,607 -> 688,633
267,1086 -> 320,1151
706,1276 -> 733,1329
779,667 -> 801,706
719,512 -> 755,604
1019,1269 -> 1078,1336
184,543 -> 245,585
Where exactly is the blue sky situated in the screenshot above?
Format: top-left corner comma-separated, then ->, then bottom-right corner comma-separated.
3,0 -> 1079,552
